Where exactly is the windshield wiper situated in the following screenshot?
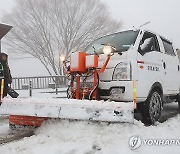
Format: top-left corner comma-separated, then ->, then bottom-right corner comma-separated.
92,45 -> 98,55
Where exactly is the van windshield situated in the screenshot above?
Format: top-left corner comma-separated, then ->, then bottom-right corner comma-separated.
85,30 -> 139,54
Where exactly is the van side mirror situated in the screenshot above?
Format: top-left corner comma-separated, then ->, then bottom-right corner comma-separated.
139,37 -> 155,55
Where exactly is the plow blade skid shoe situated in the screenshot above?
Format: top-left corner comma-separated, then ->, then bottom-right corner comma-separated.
0,98 -> 134,123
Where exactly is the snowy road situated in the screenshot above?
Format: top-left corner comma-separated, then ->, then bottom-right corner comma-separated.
0,116 -> 34,145
0,116 -> 9,138
0,113 -> 180,154
160,102 -> 180,122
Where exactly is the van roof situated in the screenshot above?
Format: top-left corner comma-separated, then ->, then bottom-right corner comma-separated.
105,28 -> 172,43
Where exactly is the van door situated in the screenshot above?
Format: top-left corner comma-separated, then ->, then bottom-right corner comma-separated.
160,38 -> 179,95
136,31 -> 164,99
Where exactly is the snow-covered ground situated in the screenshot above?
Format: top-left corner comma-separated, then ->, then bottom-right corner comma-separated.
0,116 -> 180,154
0,88 -> 180,154
0,116 -> 9,137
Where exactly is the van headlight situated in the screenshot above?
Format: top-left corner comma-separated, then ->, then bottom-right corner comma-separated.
112,62 -> 131,81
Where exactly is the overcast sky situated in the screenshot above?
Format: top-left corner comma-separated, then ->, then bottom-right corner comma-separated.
0,0 -> 180,76
102,0 -> 180,47
1,0 -> 180,46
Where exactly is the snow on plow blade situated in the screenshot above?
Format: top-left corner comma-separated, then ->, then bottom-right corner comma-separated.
0,98 -> 134,123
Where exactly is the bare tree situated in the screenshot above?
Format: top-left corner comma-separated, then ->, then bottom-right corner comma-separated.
2,0 -> 122,76
177,49 -> 180,59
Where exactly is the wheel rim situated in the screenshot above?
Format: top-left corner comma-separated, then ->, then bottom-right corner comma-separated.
149,92 -> 162,122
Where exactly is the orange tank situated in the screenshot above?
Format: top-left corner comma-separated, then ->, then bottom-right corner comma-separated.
70,52 -> 87,72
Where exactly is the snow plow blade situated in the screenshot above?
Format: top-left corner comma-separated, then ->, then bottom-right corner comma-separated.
0,98 -> 134,123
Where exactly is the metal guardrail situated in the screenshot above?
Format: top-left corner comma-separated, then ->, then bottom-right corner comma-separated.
11,76 -> 67,90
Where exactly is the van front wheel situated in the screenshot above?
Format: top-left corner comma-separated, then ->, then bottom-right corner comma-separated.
140,90 -> 162,125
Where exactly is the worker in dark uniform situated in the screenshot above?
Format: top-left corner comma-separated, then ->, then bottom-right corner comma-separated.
0,53 -> 12,98
0,62 -> 4,103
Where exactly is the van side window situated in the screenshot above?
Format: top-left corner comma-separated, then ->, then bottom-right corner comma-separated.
161,38 -> 175,56
139,32 -> 160,53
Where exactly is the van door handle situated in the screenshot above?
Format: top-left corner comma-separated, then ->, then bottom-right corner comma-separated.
163,62 -> 166,69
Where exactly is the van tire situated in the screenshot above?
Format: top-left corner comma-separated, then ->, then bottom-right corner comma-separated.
139,90 -> 162,125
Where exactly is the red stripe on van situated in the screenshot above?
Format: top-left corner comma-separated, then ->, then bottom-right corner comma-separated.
137,60 -> 144,64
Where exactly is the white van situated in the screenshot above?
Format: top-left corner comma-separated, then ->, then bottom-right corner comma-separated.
85,29 -> 180,124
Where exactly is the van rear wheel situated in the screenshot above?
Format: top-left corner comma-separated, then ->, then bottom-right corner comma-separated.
140,90 -> 162,125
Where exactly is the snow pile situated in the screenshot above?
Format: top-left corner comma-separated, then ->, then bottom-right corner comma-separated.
0,115 -> 180,154
0,98 -> 134,123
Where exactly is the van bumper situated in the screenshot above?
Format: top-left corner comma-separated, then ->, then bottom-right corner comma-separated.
99,80 -> 134,102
